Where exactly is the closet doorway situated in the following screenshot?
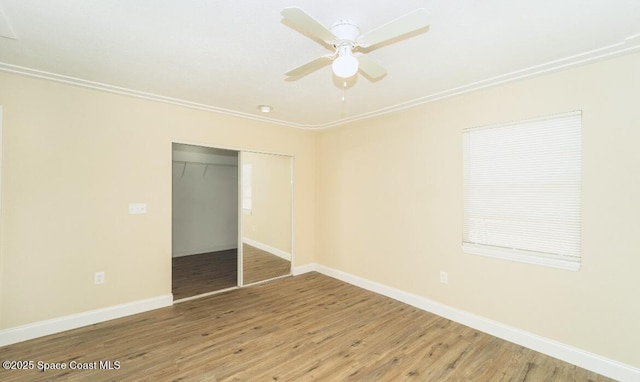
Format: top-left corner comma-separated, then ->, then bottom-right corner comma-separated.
171,143 -> 239,301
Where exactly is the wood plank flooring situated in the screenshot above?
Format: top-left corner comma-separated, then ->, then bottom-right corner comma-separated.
172,249 -> 237,300
0,273 -> 613,381
172,245 -> 291,300
242,243 -> 291,285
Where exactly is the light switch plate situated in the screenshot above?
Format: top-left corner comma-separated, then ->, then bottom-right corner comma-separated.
128,203 -> 147,214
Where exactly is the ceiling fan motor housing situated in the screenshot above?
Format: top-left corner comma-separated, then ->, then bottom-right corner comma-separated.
330,22 -> 360,47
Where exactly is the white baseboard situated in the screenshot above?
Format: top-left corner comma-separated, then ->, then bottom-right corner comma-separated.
242,237 -> 291,261
4,264 -> 638,381
0,294 -> 173,347
292,263 -> 316,276
295,263 -> 639,382
172,244 -> 237,257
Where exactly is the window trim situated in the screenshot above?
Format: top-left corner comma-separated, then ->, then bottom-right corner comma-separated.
461,243 -> 580,271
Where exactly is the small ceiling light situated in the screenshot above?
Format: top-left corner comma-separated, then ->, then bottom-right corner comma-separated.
332,45 -> 359,78
257,105 -> 273,113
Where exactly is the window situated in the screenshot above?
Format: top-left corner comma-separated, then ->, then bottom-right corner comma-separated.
241,163 -> 252,214
462,111 -> 582,270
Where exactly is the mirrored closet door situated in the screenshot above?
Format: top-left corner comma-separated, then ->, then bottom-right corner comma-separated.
171,144 -> 293,301
240,151 -> 293,285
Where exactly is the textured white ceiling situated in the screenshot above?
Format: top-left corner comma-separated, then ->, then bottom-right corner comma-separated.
0,0 -> 639,128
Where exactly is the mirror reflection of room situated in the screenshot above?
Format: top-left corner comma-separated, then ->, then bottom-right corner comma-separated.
241,152 -> 292,285
171,144 -> 239,300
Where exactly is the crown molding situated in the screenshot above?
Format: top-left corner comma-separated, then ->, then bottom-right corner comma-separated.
1,39 -> 638,130
317,41 -> 640,129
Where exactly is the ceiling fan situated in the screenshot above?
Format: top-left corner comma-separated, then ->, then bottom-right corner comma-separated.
281,7 -> 429,80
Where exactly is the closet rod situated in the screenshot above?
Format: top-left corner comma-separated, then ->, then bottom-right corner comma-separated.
173,160 -> 237,180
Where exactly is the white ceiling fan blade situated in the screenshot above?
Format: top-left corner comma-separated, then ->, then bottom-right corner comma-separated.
358,9 -> 429,48
281,7 -> 336,43
0,6 -> 17,39
357,55 -> 387,80
285,55 -> 333,77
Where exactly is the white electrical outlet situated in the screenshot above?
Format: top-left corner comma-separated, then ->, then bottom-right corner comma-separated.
439,271 -> 448,284
94,271 -> 105,285
128,203 -> 147,214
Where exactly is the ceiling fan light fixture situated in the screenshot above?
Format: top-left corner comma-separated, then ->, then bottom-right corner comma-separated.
332,45 -> 358,78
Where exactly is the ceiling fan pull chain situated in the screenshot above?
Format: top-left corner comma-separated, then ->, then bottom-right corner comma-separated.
342,81 -> 347,102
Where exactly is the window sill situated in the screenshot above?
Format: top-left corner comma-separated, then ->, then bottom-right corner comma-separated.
462,243 -> 580,271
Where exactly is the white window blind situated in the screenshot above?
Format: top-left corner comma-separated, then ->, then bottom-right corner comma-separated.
462,111 -> 582,270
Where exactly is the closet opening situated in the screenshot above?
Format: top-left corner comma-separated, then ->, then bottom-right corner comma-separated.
171,143 -> 239,301
171,142 -> 294,302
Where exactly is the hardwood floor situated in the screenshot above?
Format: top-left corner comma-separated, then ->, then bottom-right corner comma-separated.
242,243 -> 291,285
172,250 -> 237,300
0,273 -> 613,381
172,245 -> 291,301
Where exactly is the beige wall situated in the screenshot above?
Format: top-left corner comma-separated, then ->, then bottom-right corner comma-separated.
316,52 -> 640,368
1,51 -> 639,370
241,151 -> 292,254
0,72 -> 316,328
